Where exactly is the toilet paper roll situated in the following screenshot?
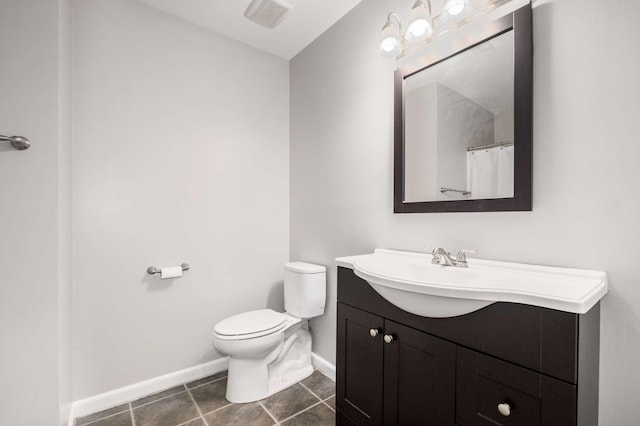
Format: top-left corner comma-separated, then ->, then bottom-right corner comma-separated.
160,266 -> 183,279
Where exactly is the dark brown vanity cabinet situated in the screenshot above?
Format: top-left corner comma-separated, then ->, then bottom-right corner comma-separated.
336,267 -> 600,426
337,304 -> 455,425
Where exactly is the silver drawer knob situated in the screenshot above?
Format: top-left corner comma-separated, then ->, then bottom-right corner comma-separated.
384,334 -> 394,344
497,402 -> 511,417
369,328 -> 380,337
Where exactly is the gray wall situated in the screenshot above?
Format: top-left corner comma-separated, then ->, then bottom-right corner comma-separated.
404,83 -> 437,201
0,0 -> 72,424
58,0 -> 73,421
290,0 -> 640,423
72,0 -> 289,399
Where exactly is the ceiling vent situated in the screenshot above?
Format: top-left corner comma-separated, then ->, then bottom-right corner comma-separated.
244,0 -> 293,29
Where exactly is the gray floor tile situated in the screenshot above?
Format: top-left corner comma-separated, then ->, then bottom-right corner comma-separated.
133,391 -> 200,426
203,402 -> 274,426
185,371 -> 227,389
131,385 -> 186,408
83,411 -> 132,426
261,383 -> 319,421
189,378 -> 230,414
180,418 -> 206,426
301,370 -> 335,400
324,395 -> 336,411
76,404 -> 129,425
75,370 -> 333,426
281,403 -> 335,426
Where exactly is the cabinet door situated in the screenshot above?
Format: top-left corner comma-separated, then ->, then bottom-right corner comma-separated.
456,347 -> 576,426
337,303 -> 385,425
383,320 -> 456,425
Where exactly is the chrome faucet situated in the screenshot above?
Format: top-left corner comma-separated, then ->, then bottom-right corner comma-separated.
431,247 -> 476,268
431,247 -> 456,266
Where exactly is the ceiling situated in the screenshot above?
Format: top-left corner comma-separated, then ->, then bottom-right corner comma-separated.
136,0 -> 363,60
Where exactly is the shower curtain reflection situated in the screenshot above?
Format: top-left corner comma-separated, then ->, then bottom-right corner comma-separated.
467,145 -> 514,199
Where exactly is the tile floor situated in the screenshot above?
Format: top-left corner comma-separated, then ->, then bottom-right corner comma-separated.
75,370 -> 336,426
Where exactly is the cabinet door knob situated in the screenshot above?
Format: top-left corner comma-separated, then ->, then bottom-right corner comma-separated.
497,402 -> 511,417
369,328 -> 380,337
384,334 -> 395,344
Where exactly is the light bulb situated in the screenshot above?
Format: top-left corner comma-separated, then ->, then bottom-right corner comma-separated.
381,37 -> 399,53
448,4 -> 464,15
407,19 -> 428,37
441,0 -> 471,23
405,0 -> 432,43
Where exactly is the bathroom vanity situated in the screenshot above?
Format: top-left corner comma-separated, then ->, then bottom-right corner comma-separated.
335,250 -> 607,426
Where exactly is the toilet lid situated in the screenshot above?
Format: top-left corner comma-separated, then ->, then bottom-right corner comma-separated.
214,309 -> 286,337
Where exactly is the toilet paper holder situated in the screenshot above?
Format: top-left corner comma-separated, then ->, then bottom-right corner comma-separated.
147,263 -> 190,275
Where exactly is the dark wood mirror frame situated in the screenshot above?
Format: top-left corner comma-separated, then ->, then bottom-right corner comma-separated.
394,5 -> 532,213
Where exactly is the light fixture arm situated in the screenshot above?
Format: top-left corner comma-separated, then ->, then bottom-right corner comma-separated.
386,12 -> 402,32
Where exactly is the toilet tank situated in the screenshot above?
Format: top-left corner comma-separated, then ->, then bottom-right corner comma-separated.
284,262 -> 326,319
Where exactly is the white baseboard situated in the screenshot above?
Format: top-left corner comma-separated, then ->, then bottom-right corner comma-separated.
68,352 -> 336,426
68,357 -> 228,425
311,352 -> 336,381
64,403 -> 75,426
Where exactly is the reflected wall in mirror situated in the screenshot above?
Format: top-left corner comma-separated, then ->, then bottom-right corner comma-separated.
404,31 -> 514,202
394,4 -> 532,213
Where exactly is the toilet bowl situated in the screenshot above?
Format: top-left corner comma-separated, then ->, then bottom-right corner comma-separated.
212,262 -> 326,403
214,309 -> 311,403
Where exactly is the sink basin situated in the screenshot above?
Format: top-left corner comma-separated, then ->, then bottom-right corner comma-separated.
335,249 -> 608,318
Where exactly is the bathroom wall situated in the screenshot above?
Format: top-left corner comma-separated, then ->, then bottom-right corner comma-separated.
58,0 -> 73,421
0,0 -> 72,424
290,0 -> 640,424
404,84 -> 437,201
73,0 -> 289,399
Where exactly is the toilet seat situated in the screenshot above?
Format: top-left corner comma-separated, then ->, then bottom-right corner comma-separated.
214,309 -> 287,341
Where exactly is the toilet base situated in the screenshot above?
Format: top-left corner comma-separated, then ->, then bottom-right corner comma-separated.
225,323 -> 313,403
268,364 -> 313,396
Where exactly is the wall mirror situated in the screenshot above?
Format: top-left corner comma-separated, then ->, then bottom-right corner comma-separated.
394,5 -> 532,213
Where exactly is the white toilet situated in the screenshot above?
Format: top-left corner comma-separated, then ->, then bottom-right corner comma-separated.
213,261 -> 326,403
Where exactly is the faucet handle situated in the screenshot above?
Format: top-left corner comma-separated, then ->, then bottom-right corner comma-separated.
426,245 -> 440,264
455,249 -> 477,267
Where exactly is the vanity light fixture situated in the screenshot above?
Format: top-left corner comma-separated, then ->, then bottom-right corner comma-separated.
441,0 -> 472,23
379,13 -> 403,58
379,0 -> 520,58
405,1 -> 433,42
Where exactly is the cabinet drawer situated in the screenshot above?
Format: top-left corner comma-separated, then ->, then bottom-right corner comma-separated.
457,347 -> 576,426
